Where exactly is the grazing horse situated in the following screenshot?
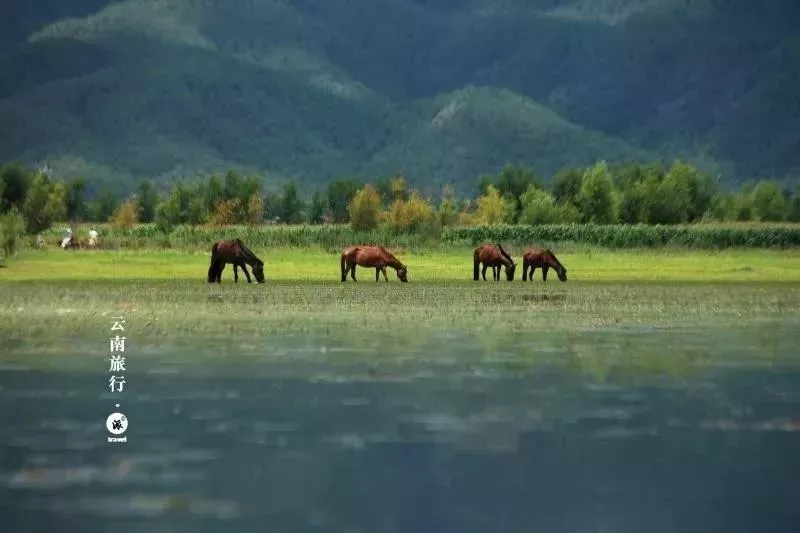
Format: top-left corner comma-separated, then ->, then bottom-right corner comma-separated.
473,243 -> 516,281
522,248 -> 567,282
341,245 -> 408,282
207,239 -> 265,284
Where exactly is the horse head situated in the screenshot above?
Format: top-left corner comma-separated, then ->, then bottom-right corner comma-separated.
557,266 -> 568,282
396,265 -> 408,283
252,261 -> 266,283
505,263 -> 516,281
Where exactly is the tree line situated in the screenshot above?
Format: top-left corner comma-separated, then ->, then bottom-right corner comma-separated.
1,159 -> 799,251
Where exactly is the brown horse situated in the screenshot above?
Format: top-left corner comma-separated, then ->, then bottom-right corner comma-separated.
341,245 -> 408,282
522,248 -> 567,282
473,243 -> 516,281
207,239 -> 265,283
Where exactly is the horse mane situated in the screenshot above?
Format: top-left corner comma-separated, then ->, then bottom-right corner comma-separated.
379,246 -> 404,268
545,249 -> 564,269
236,240 -> 263,265
496,243 -> 514,265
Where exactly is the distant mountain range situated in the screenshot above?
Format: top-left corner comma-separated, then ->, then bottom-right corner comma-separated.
1,0 -> 798,194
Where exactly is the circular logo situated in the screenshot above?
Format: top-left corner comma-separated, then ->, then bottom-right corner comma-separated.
106,413 -> 128,435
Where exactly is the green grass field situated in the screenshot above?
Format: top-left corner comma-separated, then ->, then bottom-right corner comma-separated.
1,247 -> 799,353
3,247 -> 800,282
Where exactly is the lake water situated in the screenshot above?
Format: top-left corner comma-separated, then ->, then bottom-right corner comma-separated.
1,326 -> 799,532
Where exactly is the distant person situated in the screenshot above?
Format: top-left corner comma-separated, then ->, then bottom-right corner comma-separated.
88,228 -> 99,248
61,227 -> 73,249
35,235 -> 45,249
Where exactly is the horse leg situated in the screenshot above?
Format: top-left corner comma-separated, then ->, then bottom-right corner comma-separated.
493,265 -> 500,281
242,263 -> 252,283
542,266 -> 549,282
217,263 -> 226,283
375,267 -> 380,282
382,266 -> 389,282
208,258 -> 218,283
234,264 -> 239,283
482,264 -> 488,281
351,263 -> 357,281
522,261 -> 528,281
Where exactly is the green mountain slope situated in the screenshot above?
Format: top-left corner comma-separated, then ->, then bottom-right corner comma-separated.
366,86 -> 654,192
0,0 -> 797,192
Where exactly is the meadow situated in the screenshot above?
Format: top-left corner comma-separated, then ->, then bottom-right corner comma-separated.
2,236 -> 800,531
2,244 -> 799,362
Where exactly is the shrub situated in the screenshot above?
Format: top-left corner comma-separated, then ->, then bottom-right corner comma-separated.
0,206 -> 25,261
348,184 -> 382,230
108,198 -> 139,229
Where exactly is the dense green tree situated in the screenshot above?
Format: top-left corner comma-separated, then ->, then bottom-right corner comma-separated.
187,196 -> 209,225
199,175 -> 224,212
308,191 -> 326,224
578,161 -> 617,223
519,186 -> 558,225
495,164 -> 543,198
0,163 -> 30,211
551,167 -> 584,207
374,178 -> 392,205
136,178 -> 158,223
154,183 -> 193,231
437,184 -> 458,227
655,162 -> 693,223
750,180 -> 787,221
727,190 -> 755,221
222,170 -> 243,201
618,180 -> 647,224
90,190 -> 119,222
0,206 -> 25,261
660,160 -> 719,222
326,178 -> 361,223
787,188 -> 800,222
478,163 -> 543,222
279,180 -> 304,223
65,177 -> 88,220
263,191 -> 282,222
22,172 -> 67,233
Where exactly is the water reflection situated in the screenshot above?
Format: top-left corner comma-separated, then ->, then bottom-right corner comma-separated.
1,326 -> 799,532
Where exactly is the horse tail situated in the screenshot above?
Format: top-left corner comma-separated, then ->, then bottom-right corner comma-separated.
473,247 -> 480,281
207,242 -> 219,282
341,250 -> 348,281
496,243 -> 513,265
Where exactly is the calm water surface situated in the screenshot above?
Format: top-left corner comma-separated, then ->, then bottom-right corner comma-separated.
1,326 -> 799,533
